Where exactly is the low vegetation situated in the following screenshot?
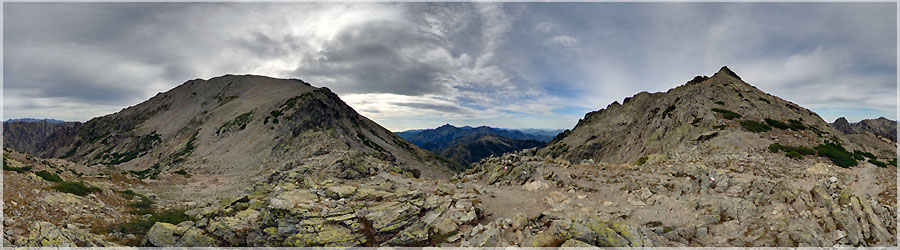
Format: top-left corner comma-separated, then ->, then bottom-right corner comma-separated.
852,150 -> 876,160
868,159 -> 888,168
764,118 -> 789,130
98,132 -> 162,165
3,162 -> 31,173
711,108 -> 741,120
768,143 -> 815,159
35,170 -> 63,182
739,120 -> 772,133
814,143 -> 858,168
51,181 -> 102,196
787,119 -> 807,131
634,156 -> 649,165
217,111 -> 254,135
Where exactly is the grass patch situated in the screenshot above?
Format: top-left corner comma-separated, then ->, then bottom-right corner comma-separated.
711,108 -> 741,120
357,133 -> 387,153
814,143 -> 858,168
768,143 -> 816,159
739,120 -> 772,133
868,159 -> 888,168
635,156 -> 649,165
714,101 -> 725,105
787,119 -> 807,131
217,111 -> 254,135
170,131 -> 198,164
764,118 -> 789,130
3,164 -> 31,173
35,170 -> 63,182
52,181 -> 102,196
99,132 -> 161,165
174,169 -> 188,175
852,150 -> 875,160
888,158 -> 897,167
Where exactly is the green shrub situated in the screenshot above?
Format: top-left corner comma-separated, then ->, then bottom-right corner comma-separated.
769,143 -> 816,159
764,118 -> 789,130
739,120 -> 772,133
713,125 -> 727,130
52,181 -> 102,196
787,119 -> 807,131
852,150 -> 875,160
635,156 -> 649,165
35,170 -> 63,182
714,101 -> 725,105
3,165 -> 31,173
888,158 -> 897,167
174,169 -> 188,175
711,108 -> 741,120
814,143 -> 857,168
868,159 -> 888,168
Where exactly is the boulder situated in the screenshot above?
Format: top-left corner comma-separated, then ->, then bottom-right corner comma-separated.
147,222 -> 216,247
18,221 -> 120,247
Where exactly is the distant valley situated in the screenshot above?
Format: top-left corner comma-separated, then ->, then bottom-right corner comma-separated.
395,125 -> 561,167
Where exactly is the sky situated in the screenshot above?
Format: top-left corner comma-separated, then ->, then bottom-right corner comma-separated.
3,2 -> 897,131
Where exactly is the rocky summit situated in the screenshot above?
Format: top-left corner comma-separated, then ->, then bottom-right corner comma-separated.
3,67 -> 897,247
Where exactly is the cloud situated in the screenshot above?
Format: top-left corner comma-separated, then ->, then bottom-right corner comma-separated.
3,3 -> 896,130
546,36 -> 578,47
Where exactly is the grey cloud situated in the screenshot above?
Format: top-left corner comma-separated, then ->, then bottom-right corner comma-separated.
292,20 -> 454,96
392,102 -> 469,114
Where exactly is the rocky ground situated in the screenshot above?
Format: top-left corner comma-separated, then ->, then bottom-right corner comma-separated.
6,139 -> 895,247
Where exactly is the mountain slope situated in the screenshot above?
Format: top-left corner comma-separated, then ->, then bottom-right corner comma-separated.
397,124 -> 553,151
4,75 -> 454,198
438,134 -> 545,167
3,121 -> 79,155
831,117 -> 897,142
539,66 -> 896,164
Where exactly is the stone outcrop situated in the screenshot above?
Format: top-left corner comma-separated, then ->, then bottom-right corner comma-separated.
16,222 -> 120,247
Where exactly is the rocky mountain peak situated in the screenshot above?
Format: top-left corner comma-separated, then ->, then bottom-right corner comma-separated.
713,65 -> 742,80
538,66 -> 893,164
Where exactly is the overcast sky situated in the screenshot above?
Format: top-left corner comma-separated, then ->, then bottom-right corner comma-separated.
3,2 -> 897,131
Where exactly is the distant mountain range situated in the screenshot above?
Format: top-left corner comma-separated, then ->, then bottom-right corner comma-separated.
5,118 -> 67,123
830,117 -> 897,142
395,124 -> 558,166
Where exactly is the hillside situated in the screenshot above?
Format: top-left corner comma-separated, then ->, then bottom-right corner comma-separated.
438,134 -> 545,167
397,124 -> 555,149
3,121 -> 80,155
831,117 -> 897,142
5,67 -> 896,247
2,75 -> 454,200
539,67 -> 896,165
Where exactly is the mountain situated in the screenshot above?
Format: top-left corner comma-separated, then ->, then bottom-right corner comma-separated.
4,121 -> 79,154
5,118 -> 66,123
438,134 -> 545,167
831,117 -> 897,142
5,68 -> 896,248
396,124 -> 553,150
3,74 -> 454,197
395,124 -> 552,167
510,128 -> 565,139
538,66 -> 895,164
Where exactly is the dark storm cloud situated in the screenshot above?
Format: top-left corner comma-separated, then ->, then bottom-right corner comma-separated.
2,2 -> 896,129
292,21 -> 451,96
